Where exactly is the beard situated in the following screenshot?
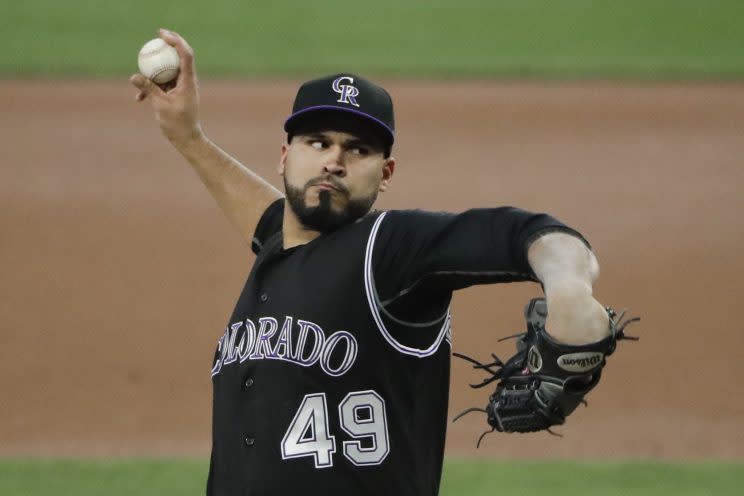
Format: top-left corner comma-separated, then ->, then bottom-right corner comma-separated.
284,176 -> 378,233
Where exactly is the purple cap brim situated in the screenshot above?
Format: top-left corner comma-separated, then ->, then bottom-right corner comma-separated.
284,105 -> 394,143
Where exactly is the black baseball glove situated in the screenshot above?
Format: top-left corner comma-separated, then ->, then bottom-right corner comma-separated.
453,297 -> 639,445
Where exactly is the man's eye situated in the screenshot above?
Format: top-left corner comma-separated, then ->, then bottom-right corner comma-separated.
350,147 -> 368,156
310,141 -> 326,149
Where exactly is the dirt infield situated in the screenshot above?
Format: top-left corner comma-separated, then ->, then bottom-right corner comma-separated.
1,79 -> 742,459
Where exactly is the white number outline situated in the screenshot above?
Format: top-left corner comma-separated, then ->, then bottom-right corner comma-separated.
280,392 -> 336,468
338,390 -> 390,466
280,390 -> 390,468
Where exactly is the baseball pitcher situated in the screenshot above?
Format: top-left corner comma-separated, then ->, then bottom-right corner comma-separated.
130,29 -> 638,496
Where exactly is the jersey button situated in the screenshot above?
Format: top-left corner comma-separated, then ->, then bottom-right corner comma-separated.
259,293 -> 269,303
244,377 -> 254,389
244,436 -> 255,447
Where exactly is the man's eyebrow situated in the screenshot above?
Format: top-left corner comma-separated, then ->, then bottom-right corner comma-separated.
343,137 -> 382,150
298,131 -> 382,150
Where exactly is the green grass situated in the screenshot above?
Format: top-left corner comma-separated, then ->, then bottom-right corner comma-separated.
0,459 -> 208,496
441,459 -> 744,496
1,458 -> 742,496
1,0 -> 743,78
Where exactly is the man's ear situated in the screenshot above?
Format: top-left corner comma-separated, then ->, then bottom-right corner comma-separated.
379,157 -> 395,192
278,143 -> 289,175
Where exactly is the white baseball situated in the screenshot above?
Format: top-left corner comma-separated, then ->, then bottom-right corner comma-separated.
138,38 -> 180,84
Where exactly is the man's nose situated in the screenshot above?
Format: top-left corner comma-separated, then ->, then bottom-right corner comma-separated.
323,146 -> 346,176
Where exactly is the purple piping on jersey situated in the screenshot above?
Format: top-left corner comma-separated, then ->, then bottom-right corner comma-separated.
363,212 -> 451,358
284,105 -> 394,141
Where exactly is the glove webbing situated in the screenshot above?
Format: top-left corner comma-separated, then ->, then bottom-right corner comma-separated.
453,303 -> 639,446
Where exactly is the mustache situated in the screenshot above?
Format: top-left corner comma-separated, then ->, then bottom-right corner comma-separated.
306,176 -> 349,195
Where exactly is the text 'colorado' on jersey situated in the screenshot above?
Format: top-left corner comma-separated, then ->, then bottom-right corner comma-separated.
211,315 -> 358,378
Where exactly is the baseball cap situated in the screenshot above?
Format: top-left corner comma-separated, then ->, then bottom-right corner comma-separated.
284,74 -> 395,147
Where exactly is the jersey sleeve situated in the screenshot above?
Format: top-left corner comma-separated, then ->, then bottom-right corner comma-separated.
371,207 -> 590,301
251,198 -> 285,255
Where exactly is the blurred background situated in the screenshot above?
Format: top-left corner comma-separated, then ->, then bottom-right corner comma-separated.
1,1 -> 743,494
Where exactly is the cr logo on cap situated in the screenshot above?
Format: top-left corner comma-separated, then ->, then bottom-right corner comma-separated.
332,76 -> 360,107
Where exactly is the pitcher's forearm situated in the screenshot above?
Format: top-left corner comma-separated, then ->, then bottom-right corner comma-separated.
176,133 -> 283,244
130,30 -> 283,246
527,232 -> 609,344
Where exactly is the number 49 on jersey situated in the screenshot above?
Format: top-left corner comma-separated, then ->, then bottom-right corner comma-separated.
281,390 -> 390,468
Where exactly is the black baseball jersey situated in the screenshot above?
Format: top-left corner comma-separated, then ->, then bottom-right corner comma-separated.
206,199 -> 586,496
